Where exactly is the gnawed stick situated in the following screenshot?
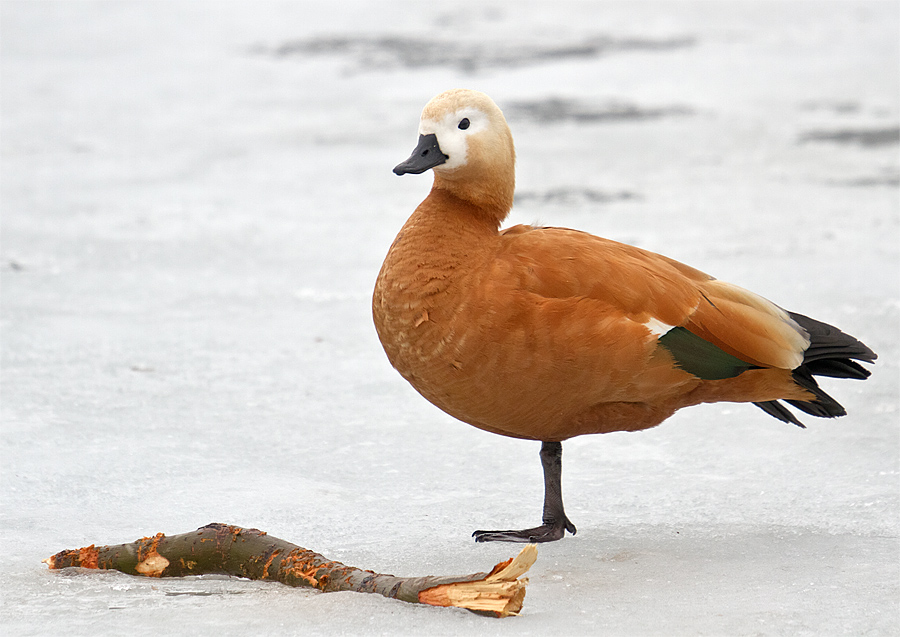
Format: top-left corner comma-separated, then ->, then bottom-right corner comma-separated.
44,523 -> 537,618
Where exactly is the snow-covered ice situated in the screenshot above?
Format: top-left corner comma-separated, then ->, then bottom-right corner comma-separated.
1,1 -> 898,635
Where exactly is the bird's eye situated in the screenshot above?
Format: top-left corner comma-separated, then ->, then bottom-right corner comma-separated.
458,118 -> 470,130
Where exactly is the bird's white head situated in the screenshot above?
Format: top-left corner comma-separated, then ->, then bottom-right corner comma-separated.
394,89 -> 516,219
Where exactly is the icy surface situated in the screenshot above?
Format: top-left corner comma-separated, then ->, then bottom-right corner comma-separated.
1,1 -> 898,635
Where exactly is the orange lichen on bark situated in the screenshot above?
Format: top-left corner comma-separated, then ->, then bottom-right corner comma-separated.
179,558 -> 198,571
280,549 -> 323,587
42,544 -> 99,570
77,544 -> 99,570
260,548 -> 281,580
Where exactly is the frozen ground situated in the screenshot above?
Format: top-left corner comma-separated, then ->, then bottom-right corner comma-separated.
1,1 -> 898,635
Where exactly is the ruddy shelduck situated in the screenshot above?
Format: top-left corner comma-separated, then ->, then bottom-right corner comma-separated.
373,88 -> 876,543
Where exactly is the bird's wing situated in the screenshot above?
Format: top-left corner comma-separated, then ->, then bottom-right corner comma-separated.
496,225 -> 809,372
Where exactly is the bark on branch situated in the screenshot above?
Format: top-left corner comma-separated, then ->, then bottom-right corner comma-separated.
43,523 -> 537,618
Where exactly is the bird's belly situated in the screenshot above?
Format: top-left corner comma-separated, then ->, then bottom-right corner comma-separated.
374,293 -> 696,441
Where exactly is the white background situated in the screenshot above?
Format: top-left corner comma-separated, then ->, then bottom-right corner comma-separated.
2,1 -> 897,635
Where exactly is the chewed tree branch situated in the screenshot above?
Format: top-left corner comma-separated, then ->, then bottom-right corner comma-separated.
44,523 -> 537,618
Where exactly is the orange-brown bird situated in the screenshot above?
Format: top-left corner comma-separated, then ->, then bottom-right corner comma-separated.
373,89 -> 876,543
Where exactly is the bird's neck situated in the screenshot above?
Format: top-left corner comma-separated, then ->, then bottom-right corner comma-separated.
432,168 -> 514,226
414,188 -> 496,247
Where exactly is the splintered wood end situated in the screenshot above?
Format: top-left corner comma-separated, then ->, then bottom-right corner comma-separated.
417,544 -> 538,617
485,543 -> 538,582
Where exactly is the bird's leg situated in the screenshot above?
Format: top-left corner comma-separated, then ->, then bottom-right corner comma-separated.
473,441 -> 577,543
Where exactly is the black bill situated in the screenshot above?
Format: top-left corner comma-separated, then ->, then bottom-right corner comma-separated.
393,133 -> 448,175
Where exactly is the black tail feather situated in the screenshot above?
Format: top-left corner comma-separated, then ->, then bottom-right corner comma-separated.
787,312 -> 877,364
753,311 -> 875,426
754,400 -> 806,428
803,358 -> 870,380
788,367 -> 847,417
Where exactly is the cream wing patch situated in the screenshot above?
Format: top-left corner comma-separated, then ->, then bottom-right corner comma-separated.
643,317 -> 676,338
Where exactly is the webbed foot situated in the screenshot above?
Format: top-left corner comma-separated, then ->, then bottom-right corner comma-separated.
472,517 -> 577,543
